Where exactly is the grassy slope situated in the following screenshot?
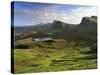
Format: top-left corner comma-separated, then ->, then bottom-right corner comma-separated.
14,38 -> 97,73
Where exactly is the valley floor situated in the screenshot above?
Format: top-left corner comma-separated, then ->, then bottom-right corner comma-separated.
14,39 -> 97,73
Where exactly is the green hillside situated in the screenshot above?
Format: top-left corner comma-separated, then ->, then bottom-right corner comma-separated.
12,16 -> 97,73
14,38 -> 97,73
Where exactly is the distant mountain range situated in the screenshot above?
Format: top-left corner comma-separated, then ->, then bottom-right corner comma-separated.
13,16 -> 97,43
14,16 -> 97,33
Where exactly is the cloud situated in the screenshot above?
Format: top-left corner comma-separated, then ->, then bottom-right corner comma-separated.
31,6 -> 97,25
42,6 -> 97,24
14,5 -> 97,26
67,6 -> 97,24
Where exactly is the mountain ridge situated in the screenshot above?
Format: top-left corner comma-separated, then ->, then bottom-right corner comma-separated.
14,16 -> 97,42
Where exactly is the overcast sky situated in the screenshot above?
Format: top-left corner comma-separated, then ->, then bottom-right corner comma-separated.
12,1 -> 97,27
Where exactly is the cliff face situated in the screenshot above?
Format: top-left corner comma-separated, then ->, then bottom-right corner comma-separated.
78,16 -> 97,33
74,16 -> 97,42
80,16 -> 97,25
52,20 -> 65,29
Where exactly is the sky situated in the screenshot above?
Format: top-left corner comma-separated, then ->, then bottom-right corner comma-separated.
11,1 -> 97,27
